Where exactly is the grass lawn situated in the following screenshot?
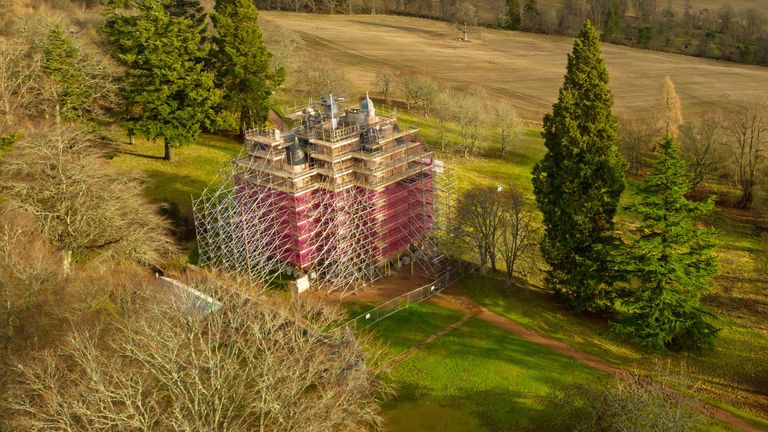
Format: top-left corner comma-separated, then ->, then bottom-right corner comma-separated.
109,132 -> 241,216
461,273 -> 768,429
348,302 -> 605,432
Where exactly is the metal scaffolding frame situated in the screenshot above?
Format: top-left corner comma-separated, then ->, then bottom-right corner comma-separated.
193,96 -> 456,297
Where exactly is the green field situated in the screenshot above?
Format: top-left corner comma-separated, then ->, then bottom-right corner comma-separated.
349,302 -> 605,431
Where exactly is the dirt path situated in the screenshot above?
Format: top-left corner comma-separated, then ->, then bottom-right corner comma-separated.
427,285 -> 765,432
332,277 -> 764,431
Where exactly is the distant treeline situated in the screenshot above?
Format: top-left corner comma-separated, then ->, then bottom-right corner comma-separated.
254,0 -> 768,67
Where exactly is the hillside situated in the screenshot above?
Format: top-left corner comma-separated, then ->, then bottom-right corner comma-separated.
263,12 -> 768,121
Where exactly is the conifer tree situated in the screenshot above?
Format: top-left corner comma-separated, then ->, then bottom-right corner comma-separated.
532,20 -> 626,313
42,27 -> 110,123
615,136 -> 718,351
104,0 -> 223,161
506,0 -> 521,29
165,0 -> 206,26
212,0 -> 284,136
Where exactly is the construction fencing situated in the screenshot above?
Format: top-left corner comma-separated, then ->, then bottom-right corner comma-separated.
342,261 -> 473,331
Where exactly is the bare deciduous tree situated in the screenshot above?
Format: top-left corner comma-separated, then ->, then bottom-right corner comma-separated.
0,126 -> 176,269
300,60 -> 351,99
453,186 -> 506,273
265,27 -> 301,79
619,115 -> 657,175
453,91 -> 486,157
4,272 -> 388,432
497,189 -> 538,286
449,1 -> 478,41
433,89 -> 455,152
493,100 -> 521,157
401,74 -> 438,115
726,104 -> 768,209
0,206 -> 62,354
679,114 -> 726,190
373,68 -> 395,105
0,40 -> 40,129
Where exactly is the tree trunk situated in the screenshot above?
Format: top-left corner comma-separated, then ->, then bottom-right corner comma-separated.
440,120 -> 445,151
479,245 -> 488,274
738,188 -> 754,209
163,137 -> 172,161
62,249 -> 72,275
489,250 -> 497,272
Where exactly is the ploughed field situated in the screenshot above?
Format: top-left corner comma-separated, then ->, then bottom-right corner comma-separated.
262,12 -> 768,121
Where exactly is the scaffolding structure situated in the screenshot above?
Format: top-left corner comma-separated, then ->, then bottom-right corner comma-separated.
193,94 -> 455,296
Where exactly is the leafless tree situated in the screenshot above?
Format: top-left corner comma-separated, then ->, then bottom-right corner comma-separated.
453,91 -> 486,157
300,60 -> 352,99
449,1 -> 478,41
493,100 -> 521,157
619,115 -> 657,175
497,189 -> 538,286
0,126 -> 176,270
3,271 -> 389,432
0,206 -> 62,354
679,114 -> 726,190
373,68 -> 395,105
0,39 -> 41,129
725,104 -> 768,209
433,89 -> 455,152
452,186 -> 506,273
265,27 -> 301,78
401,74 -> 438,115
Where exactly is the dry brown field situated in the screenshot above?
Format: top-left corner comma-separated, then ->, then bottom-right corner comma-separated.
350,0 -> 768,23
263,12 -> 768,121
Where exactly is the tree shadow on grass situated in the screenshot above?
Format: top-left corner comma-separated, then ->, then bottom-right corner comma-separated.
113,148 -> 166,160
384,383 -> 540,432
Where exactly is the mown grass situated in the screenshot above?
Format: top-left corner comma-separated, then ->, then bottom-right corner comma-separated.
461,273 -> 768,428
347,302 -> 605,432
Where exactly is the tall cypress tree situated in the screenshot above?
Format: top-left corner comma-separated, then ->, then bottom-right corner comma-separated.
211,0 -> 284,136
616,136 -> 718,351
104,0 -> 223,161
532,20 -> 626,313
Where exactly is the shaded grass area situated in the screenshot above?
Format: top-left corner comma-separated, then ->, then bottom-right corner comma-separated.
347,302 -> 604,432
110,132 -> 241,216
109,132 -> 241,261
461,273 -> 768,428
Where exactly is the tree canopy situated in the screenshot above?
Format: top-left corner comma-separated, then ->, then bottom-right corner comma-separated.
615,136 -> 718,350
532,20 -> 626,313
211,0 -> 284,135
104,0 -> 224,160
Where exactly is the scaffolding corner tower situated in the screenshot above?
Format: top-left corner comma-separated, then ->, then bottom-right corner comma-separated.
193,93 -> 454,297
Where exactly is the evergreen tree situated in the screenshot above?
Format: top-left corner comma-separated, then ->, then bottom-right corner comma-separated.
104,0 -> 224,161
532,20 -> 626,313
615,137 -> 718,351
165,0 -> 207,32
506,0 -> 521,29
42,27 -> 91,122
211,0 -> 284,136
